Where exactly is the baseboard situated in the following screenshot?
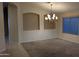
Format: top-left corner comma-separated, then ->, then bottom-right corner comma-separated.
0,48 -> 6,53
20,38 -> 58,43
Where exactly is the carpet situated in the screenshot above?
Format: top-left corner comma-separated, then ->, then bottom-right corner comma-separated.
22,38 -> 79,57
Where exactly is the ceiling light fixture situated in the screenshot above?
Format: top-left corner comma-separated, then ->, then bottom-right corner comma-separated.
45,3 -> 58,22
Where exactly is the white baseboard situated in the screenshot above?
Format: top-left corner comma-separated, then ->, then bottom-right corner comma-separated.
0,48 -> 6,53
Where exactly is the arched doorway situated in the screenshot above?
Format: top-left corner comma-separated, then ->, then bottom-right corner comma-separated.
3,2 -> 18,49
8,3 -> 18,49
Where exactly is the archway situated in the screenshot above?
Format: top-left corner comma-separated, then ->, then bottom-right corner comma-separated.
8,3 -> 18,49
3,3 -> 18,48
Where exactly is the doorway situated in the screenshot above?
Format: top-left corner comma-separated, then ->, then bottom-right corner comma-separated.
3,3 -> 9,45
8,3 -> 18,48
3,2 -> 18,49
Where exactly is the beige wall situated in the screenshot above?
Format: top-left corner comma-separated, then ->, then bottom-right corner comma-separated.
8,3 -> 79,44
7,3 -> 79,44
18,3 -> 59,42
59,11 -> 79,43
0,3 -> 6,52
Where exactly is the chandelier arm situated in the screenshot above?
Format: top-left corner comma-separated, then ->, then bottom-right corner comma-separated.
50,4 -> 53,12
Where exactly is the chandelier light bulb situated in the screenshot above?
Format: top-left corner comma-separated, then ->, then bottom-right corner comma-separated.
47,14 -> 51,20
56,16 -> 58,20
47,14 -> 50,18
49,17 -> 51,20
53,14 -> 55,17
52,17 -> 54,20
45,17 -> 48,20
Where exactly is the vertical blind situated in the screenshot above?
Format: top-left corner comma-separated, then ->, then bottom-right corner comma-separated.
63,17 -> 79,35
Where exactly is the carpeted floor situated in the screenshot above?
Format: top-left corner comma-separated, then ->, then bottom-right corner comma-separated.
22,38 -> 79,57
0,44 -> 29,57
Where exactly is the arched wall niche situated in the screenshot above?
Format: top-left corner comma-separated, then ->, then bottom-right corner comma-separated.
23,12 -> 40,31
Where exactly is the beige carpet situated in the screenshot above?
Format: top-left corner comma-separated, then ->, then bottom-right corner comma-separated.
0,44 -> 29,57
22,38 -> 79,57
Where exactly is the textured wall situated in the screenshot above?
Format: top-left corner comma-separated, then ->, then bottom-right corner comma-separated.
0,3 -> 6,52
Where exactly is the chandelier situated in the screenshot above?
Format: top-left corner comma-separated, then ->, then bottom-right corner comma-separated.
45,3 -> 58,22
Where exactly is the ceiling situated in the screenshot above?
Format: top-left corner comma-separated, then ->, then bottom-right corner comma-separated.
21,2 -> 79,13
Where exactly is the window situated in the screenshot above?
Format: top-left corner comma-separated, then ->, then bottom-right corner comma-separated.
63,17 -> 79,35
